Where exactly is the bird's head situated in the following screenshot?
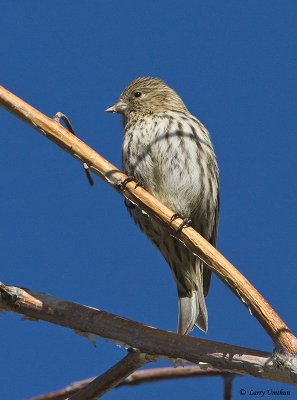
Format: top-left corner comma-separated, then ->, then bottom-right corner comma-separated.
105,77 -> 187,118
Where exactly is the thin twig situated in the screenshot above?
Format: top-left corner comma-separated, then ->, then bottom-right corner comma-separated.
0,85 -> 296,354
120,365 -> 229,386
52,112 -> 94,186
224,375 -> 234,400
30,366 -> 232,400
68,350 -> 152,400
1,283 -> 297,385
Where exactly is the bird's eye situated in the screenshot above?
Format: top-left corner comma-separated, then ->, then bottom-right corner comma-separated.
134,91 -> 142,98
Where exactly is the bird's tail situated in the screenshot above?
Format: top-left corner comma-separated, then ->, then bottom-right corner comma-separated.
178,285 -> 208,335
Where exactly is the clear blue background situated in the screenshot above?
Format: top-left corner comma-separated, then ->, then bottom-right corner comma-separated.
1,1 -> 296,399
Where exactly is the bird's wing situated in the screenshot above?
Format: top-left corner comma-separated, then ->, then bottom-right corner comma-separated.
202,188 -> 220,296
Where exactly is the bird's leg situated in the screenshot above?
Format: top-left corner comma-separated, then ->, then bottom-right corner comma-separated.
117,176 -> 144,209
117,176 -> 135,190
53,112 -> 94,186
116,176 -> 143,191
170,213 -> 192,233
116,177 -> 136,209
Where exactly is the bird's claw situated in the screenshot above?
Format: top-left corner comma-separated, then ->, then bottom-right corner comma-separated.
170,213 -> 192,233
117,176 -> 142,191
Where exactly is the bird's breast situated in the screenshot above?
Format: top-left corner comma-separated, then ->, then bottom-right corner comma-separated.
122,113 -> 218,217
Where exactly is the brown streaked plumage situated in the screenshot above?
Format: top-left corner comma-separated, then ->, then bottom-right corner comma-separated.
106,77 -> 219,335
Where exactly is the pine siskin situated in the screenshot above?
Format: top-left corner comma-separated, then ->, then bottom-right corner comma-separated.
106,77 -> 219,335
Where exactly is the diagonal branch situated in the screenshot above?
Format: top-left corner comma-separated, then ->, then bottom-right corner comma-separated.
0,85 -> 296,354
1,282 -> 297,385
30,366 -> 232,400
68,350 -> 152,400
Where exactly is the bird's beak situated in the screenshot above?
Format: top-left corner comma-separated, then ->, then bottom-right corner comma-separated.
105,100 -> 127,114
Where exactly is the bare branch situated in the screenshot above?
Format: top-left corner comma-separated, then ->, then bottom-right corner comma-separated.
120,365 -> 229,385
68,350 -> 152,400
1,282 -> 297,386
30,366 -> 232,400
224,375 -> 234,400
0,85 -> 296,354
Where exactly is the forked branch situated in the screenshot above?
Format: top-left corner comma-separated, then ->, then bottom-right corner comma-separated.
30,366 -> 232,400
1,282 -> 297,386
68,350 -> 151,400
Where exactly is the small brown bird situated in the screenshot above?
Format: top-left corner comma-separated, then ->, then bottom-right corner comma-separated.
106,77 -> 219,335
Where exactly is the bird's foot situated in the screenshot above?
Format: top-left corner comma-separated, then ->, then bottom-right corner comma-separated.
117,176 -> 143,191
170,213 -> 192,233
53,112 -> 94,186
117,176 -> 144,209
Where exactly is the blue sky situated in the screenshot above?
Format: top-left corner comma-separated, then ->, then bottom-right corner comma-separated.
0,1 -> 296,399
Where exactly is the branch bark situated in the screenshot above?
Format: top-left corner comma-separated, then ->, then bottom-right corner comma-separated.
0,85 -> 296,355
1,282 -> 297,386
68,350 -> 151,400
30,366 -> 232,400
